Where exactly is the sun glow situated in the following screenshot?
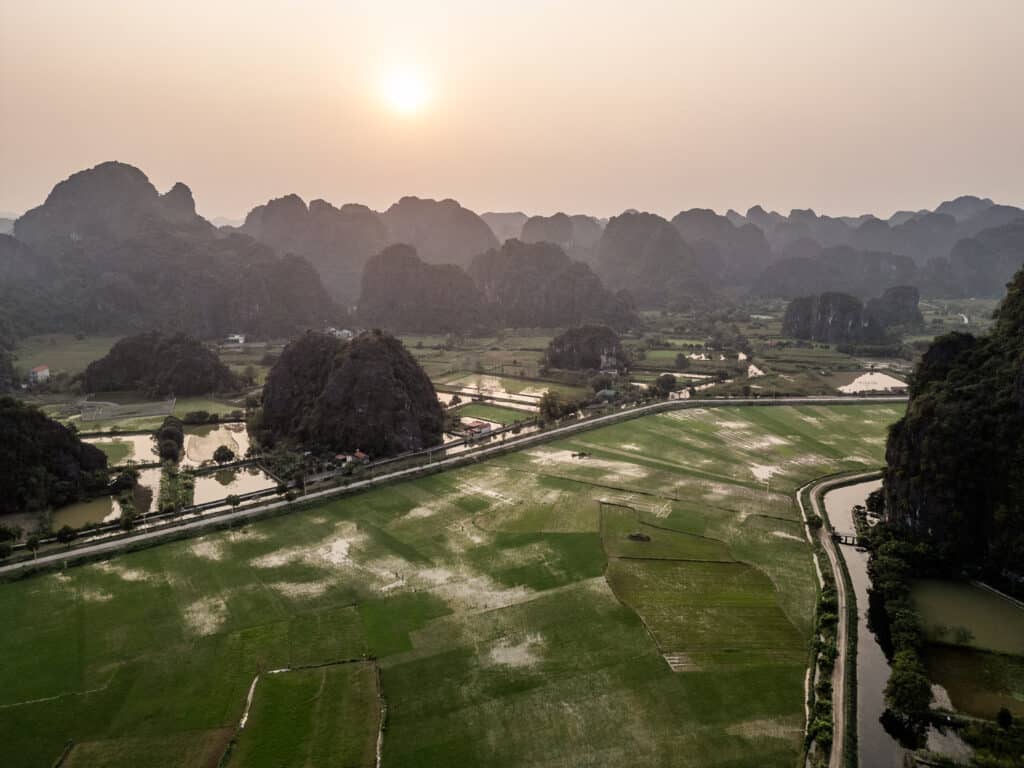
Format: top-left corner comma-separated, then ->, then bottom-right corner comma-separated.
381,68 -> 429,116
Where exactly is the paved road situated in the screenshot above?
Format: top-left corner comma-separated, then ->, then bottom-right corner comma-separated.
1,396 -> 905,577
799,471 -> 881,768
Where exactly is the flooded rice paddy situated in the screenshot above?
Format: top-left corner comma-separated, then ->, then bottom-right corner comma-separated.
50,467 -> 162,529
193,466 -> 277,506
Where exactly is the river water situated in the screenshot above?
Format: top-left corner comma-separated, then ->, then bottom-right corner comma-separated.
824,480 -> 910,768
824,481 -> 971,766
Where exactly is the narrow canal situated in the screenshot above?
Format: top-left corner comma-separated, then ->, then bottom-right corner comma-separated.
823,479 -> 909,768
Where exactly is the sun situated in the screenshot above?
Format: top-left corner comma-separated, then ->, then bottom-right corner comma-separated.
381,68 -> 429,116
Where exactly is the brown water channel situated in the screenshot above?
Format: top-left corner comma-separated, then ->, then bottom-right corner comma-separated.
824,480 -> 909,768
824,480 -> 971,766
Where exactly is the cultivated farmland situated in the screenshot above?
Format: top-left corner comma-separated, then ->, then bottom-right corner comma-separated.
0,404 -> 903,767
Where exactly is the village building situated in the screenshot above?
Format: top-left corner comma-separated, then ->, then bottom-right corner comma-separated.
28,364 -> 50,384
464,420 -> 493,437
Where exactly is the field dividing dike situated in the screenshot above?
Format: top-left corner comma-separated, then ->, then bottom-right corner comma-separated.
0,672 -> 118,710
219,657 -> 383,768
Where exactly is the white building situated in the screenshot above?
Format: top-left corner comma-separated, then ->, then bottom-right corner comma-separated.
29,364 -> 50,384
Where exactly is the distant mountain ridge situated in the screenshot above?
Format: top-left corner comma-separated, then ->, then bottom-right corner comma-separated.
357,244 -> 489,334
355,240 -> 635,333
4,162 -> 1024,353
234,186 -> 1024,307
240,194 -> 387,306
2,162 -> 340,343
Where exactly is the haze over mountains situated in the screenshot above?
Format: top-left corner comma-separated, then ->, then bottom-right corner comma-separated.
3,162 -> 1024,353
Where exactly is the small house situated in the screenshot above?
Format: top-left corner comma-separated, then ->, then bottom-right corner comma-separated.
464,420 -> 493,437
225,334 -> 246,345
29,365 -> 50,384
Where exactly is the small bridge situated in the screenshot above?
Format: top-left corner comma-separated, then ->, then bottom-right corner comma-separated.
833,533 -> 866,547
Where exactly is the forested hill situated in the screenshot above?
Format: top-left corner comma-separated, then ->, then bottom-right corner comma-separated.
356,244 -> 489,334
0,162 -> 340,343
0,397 -> 109,516
257,330 -> 444,458
82,333 -> 241,396
883,265 -> 1024,576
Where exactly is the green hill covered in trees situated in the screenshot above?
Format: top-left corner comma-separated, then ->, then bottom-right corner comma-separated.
258,330 -> 443,458
883,266 -> 1024,576
82,332 -> 241,396
0,397 -> 108,516
545,325 -> 627,371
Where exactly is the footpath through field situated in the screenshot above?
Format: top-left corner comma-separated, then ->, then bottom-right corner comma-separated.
0,395 -> 905,578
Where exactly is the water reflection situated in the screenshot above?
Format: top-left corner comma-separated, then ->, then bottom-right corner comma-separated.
84,433 -> 158,464
181,423 -> 252,468
825,481 -> 971,765
192,465 -> 276,505
825,480 -> 909,768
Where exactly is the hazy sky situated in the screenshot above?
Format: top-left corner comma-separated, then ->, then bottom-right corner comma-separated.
2,1 -> 1022,220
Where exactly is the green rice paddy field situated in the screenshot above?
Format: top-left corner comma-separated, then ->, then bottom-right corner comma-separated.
0,404 -> 903,767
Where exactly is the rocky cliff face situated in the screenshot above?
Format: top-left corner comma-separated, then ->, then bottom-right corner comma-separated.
15,161 -> 213,246
522,213 -> 573,246
82,332 -> 240,396
670,208 -> 773,284
357,245 -> 488,333
521,213 -> 603,263
468,239 -> 635,329
781,292 -> 888,344
593,212 -> 702,306
481,212 -> 527,243
259,330 -> 443,458
241,195 -> 388,305
883,265 -> 1024,574
864,286 -> 923,328
545,325 -> 627,371
942,219 -> 1024,298
382,196 -> 498,268
5,163 -> 340,340
754,244 -> 919,299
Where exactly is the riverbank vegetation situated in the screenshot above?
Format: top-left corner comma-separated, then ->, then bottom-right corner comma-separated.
158,463 -> 195,513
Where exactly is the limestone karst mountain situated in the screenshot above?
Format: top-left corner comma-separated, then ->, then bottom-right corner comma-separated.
481,211 -> 528,243
781,292 -> 887,345
381,196 -> 499,268
593,211 -> 703,306
259,330 -> 444,457
356,244 -> 489,334
240,195 -> 388,305
3,163 -> 340,339
544,325 -> 628,371
884,264 -> 1024,574
468,239 -> 635,329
